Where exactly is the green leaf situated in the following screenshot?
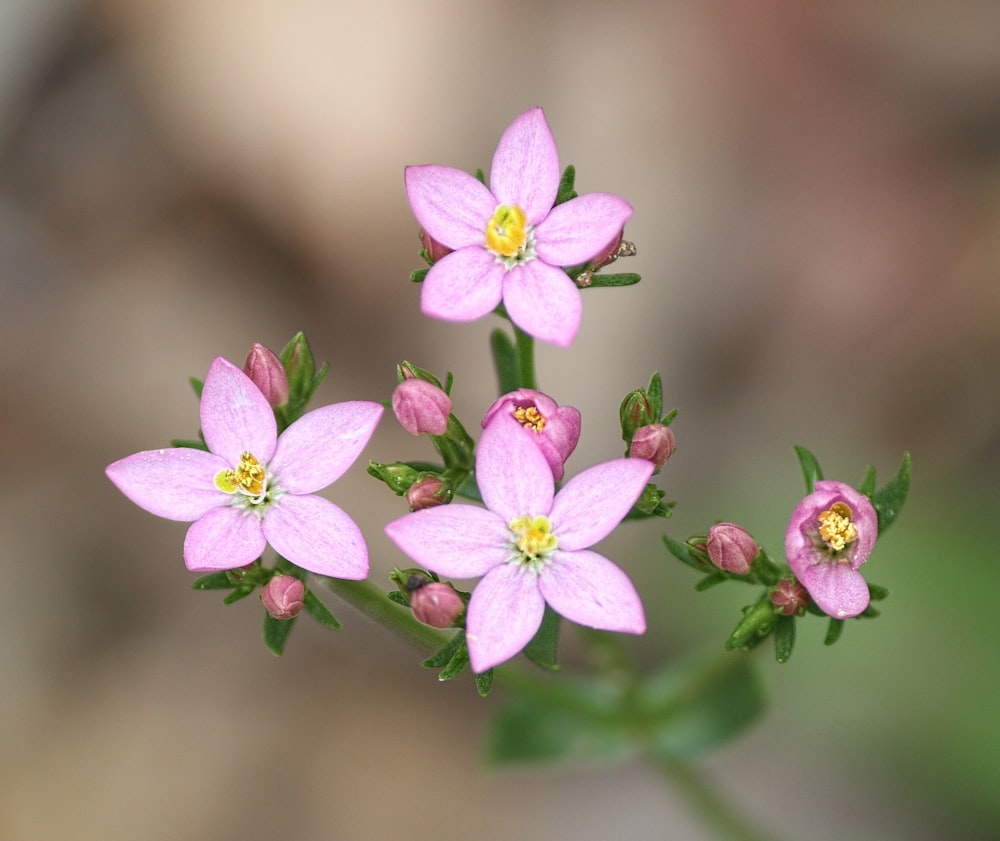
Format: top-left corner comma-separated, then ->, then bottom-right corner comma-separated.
191,571 -> 233,590
555,165 -> 577,205
302,589 -> 341,630
170,438 -> 209,451
188,377 -> 204,399
868,582 -> 889,601
773,615 -> 796,663
793,445 -> 823,493
581,272 -> 641,288
824,618 -> 845,646
523,607 -> 561,670
386,590 -> 409,607
662,532 -> 710,573
423,631 -> 466,669
694,573 -> 727,592
222,585 -> 256,605
437,641 -> 470,681
410,267 -> 429,283
490,328 -> 520,395
858,465 -> 877,496
871,451 -> 911,534
646,372 -> 663,420
263,613 -> 296,655
474,669 -> 494,697
640,654 -> 765,759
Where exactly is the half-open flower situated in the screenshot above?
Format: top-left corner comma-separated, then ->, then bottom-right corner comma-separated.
785,480 -> 878,618
106,357 -> 382,577
405,107 -> 633,347
385,413 -> 651,672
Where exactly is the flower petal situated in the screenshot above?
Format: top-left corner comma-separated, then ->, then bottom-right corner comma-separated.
549,458 -> 654,550
476,412 -> 554,522
106,448 -> 229,521
465,563 -> 546,673
421,247 -> 504,323
534,192 -> 633,267
540,549 -> 646,633
200,357 -> 277,465
263,494 -> 368,579
404,165 -> 496,248
384,505 -> 509,579
489,107 -> 560,224
270,401 -> 382,494
798,563 -> 870,619
502,260 -> 582,347
183,506 -> 266,571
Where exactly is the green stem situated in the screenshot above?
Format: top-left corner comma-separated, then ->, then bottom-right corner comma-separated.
321,577 -> 449,652
651,756 -> 778,841
514,325 -> 537,390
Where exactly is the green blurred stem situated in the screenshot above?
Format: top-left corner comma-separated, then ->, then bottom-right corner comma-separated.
514,325 -> 537,390
651,756 -> 778,841
322,577 -> 449,652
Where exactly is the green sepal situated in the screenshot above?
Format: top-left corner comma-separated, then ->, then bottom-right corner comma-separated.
302,589 -> 341,630
191,571 -> 234,590
725,596 -> 777,650
662,532 -> 712,574
695,573 -> 727,592
793,445 -> 823,493
490,328 -> 520,395
580,272 -> 641,288
474,669 -> 494,697
555,165 -> 577,205
523,606 -> 561,671
263,612 -> 295,655
279,332 -> 328,423
222,585 -> 256,605
871,451 -> 911,534
170,438 -> 209,451
410,267 -> 429,283
773,614 -> 796,663
628,484 -> 673,519
188,377 -> 204,399
824,618 -> 845,646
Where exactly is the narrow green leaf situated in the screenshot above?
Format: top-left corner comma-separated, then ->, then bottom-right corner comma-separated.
474,669 -> 494,697
582,272 -> 641,288
423,631 -> 465,668
386,590 -> 409,607
662,532 -> 709,572
824,618 -> 845,646
437,642 -> 469,681
867,582 -> 889,601
191,572 -> 233,590
858,465 -> 877,496
523,607 -> 561,671
302,588 -> 341,630
793,445 -> 823,493
170,438 -> 209,451
695,573 -> 727,592
188,377 -> 204,399
490,328 -> 520,395
871,451 -> 911,534
410,268 -> 429,283
263,613 -> 295,655
647,372 -> 663,420
773,615 -> 796,663
555,165 -> 577,205
222,585 -> 255,605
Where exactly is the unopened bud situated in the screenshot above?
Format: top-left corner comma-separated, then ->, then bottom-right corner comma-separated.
620,390 -> 657,439
409,581 -> 464,628
261,575 -> 305,620
706,522 -> 759,575
243,343 -> 290,408
770,579 -> 810,616
406,475 -> 449,510
629,424 -> 675,469
420,230 -> 453,265
392,378 -> 451,436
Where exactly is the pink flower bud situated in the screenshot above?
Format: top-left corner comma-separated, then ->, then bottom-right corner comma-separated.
409,581 -> 464,628
243,343 -> 289,408
706,522 -> 758,575
261,575 -> 305,620
406,475 -> 449,510
629,424 -> 675,468
392,378 -> 451,436
420,229 -> 453,264
770,579 -> 810,616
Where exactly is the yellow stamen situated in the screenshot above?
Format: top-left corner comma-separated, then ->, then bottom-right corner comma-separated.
817,501 -> 858,553
485,204 -> 528,257
509,515 -> 558,561
513,405 -> 547,433
215,451 -> 267,500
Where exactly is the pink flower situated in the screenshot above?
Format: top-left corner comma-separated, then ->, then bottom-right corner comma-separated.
392,378 -> 451,436
106,357 -> 382,577
481,388 -> 581,482
384,413 -> 651,672
785,480 -> 878,619
405,107 -> 633,347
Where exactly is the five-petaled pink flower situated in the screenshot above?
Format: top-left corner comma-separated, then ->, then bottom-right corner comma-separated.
106,357 -> 383,577
785,480 -> 878,619
481,388 -> 581,482
404,107 -> 633,347
384,412 -> 651,673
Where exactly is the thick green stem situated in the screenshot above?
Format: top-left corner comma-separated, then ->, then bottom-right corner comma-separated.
514,325 -> 537,390
321,577 -> 449,652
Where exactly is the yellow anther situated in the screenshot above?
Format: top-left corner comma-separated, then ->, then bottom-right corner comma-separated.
817,501 -> 858,553
485,204 -> 528,257
509,515 -> 558,561
214,451 -> 267,500
513,405 -> 547,433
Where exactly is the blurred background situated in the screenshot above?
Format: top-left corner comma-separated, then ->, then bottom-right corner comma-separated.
2,1 -> 998,839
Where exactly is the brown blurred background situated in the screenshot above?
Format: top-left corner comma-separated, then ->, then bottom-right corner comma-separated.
2,1 -> 999,839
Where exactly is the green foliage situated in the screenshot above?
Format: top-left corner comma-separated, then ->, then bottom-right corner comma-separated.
793,445 -> 823,492
871,451 -> 912,534
523,607 -> 561,671
263,612 -> 296,655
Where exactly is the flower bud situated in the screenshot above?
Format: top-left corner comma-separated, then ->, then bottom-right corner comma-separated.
392,378 -> 451,436
420,229 -> 453,265
406,475 -> 449,510
629,423 -> 675,469
619,389 -> 657,440
243,343 -> 290,408
706,522 -> 758,575
770,579 -> 810,616
409,581 -> 464,628
261,575 -> 305,620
